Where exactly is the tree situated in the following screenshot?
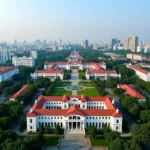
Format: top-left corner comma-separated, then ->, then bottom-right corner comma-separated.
107,77 -> 117,88
54,124 -> 61,135
140,110 -> 150,122
0,117 -> 11,129
44,125 -> 51,134
113,88 -> 124,96
20,119 -> 27,132
105,131 -> 120,142
90,126 -> 96,139
10,105 -> 23,119
109,138 -> 126,150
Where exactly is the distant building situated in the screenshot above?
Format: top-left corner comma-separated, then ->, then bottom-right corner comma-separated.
30,51 -> 38,59
111,39 -> 117,50
0,49 -> 11,64
138,63 -> 150,68
127,64 -> 150,81
0,51 -> 6,64
10,84 -> 29,101
124,36 -> 138,52
126,53 -> 147,61
137,46 -> 142,52
117,84 -> 146,103
144,44 -> 150,53
59,39 -> 62,46
12,56 -> 35,67
82,39 -> 89,49
0,66 -> 19,82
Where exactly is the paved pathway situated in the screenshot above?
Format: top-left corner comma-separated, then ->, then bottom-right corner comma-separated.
70,70 -> 80,95
60,134 -> 90,150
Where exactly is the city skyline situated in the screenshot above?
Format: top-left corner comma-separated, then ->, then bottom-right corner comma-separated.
0,0 -> 150,43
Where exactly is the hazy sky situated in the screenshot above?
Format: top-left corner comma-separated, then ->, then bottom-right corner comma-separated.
0,0 -> 150,43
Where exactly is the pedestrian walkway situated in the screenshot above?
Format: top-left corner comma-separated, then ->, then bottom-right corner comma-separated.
60,134 -> 90,150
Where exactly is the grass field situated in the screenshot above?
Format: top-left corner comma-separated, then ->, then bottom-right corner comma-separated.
91,136 -> 109,147
55,81 -> 71,87
43,136 -> 59,146
51,88 -> 72,96
77,88 -> 99,96
78,81 -> 95,87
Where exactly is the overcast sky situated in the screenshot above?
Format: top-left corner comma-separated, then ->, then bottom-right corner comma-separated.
0,0 -> 150,44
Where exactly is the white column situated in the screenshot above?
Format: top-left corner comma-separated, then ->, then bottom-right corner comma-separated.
76,122 -> 77,130
80,122 -> 82,130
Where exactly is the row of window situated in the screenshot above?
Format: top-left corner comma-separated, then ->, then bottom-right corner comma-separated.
38,116 -> 63,120
86,116 -> 110,119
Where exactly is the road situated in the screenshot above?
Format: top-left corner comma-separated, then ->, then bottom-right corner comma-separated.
106,88 -> 136,130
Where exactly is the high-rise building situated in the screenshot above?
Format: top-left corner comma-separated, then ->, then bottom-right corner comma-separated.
137,46 -> 142,52
111,39 -> 117,50
0,49 -> 11,64
59,39 -> 62,46
124,36 -> 138,52
0,51 -> 6,64
144,44 -> 150,53
82,39 -> 89,49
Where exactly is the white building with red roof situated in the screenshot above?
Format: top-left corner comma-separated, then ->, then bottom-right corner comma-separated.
127,64 -> 150,81
27,95 -> 122,134
31,51 -> 120,80
0,66 -> 19,82
127,53 -> 147,61
66,51 -> 84,62
117,84 -> 146,103
10,84 -> 29,101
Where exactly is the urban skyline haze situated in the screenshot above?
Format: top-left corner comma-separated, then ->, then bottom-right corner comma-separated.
0,0 -> 150,43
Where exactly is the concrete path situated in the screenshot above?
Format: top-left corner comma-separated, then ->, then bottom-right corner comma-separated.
60,134 -> 90,150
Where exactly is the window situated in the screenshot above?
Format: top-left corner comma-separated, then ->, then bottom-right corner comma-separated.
83,105 -> 85,108
105,117 -> 107,119
116,120 -> 119,123
30,119 -> 32,123
116,127 -> 118,130
30,126 -> 32,129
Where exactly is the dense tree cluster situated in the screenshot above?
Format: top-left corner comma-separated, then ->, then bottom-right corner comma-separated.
78,70 -> 86,80
0,130 -> 43,150
93,79 -> 108,96
0,102 -> 23,129
63,70 -> 72,80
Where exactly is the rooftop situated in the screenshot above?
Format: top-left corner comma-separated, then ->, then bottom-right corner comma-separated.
118,84 -> 145,99
128,64 -> 149,75
27,95 -> 121,117
10,84 -> 29,99
0,66 -> 18,74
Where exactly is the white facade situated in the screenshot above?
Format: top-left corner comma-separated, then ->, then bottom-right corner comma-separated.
127,64 -> 150,81
0,67 -> 19,82
127,53 -> 147,61
12,56 -> 35,67
30,51 -> 38,59
27,95 -> 122,134
31,71 -> 64,80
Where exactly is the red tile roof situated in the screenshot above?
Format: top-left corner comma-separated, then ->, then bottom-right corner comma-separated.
35,68 -> 63,74
27,95 -> 122,118
10,84 -> 29,99
0,66 -> 18,74
27,105 -> 122,118
128,64 -> 149,75
118,84 -> 145,99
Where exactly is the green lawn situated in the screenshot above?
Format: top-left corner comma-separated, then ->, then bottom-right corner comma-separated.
91,136 -> 109,147
43,136 -> 59,146
77,88 -> 99,96
78,81 -> 95,87
51,88 -> 72,96
55,81 -> 71,87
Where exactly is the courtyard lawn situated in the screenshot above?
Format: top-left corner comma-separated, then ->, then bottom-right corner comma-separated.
91,136 -> 109,147
55,81 -> 71,87
51,88 -> 72,96
77,88 -> 99,96
78,81 -> 95,87
43,136 -> 59,146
